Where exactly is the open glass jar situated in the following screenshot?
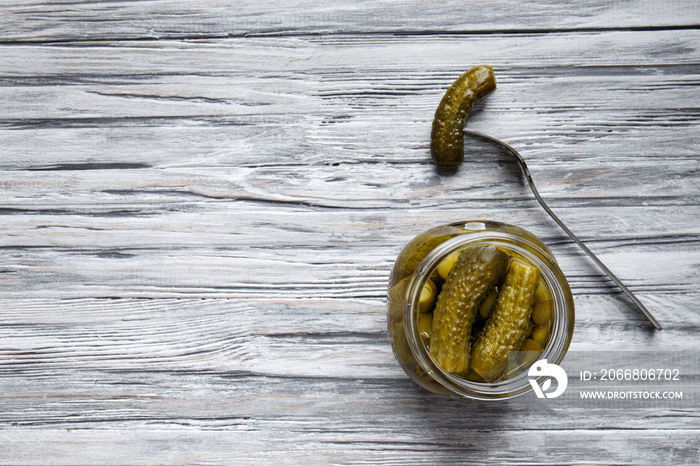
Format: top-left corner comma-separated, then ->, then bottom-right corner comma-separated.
387,220 -> 575,400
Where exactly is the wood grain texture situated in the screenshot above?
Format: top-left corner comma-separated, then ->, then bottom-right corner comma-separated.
1,0 -> 699,41
1,0 -> 699,464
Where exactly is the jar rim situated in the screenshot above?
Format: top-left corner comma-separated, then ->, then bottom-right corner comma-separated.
403,226 -> 575,400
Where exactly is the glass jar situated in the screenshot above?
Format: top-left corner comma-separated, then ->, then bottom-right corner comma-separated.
387,220 -> 575,400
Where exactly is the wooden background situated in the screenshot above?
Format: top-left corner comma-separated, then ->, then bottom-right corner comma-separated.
1,1 -> 699,464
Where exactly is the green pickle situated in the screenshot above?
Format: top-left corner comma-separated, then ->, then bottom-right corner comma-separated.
470,260 -> 540,382
429,245 -> 509,375
391,239 -> 556,384
425,244 -> 553,382
392,226 -> 464,283
430,65 -> 497,166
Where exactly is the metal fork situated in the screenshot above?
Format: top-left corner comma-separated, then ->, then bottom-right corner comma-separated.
463,128 -> 662,330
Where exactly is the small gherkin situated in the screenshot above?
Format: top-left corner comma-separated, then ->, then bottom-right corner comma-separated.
429,245 -> 509,374
470,260 -> 540,382
430,65 -> 497,167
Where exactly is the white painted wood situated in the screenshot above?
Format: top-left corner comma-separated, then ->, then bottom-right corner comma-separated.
0,1 -> 699,464
1,0 -> 699,41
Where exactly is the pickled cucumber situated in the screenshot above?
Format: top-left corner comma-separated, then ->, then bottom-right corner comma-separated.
430,65 -> 497,166
418,312 -> 433,347
429,245 -> 509,374
535,277 -> 552,302
531,299 -> 552,326
393,227 -> 464,281
435,250 -> 461,282
478,288 -> 498,320
531,324 -> 549,346
387,277 -> 409,324
418,279 -> 437,314
470,260 -> 540,382
520,339 -> 542,353
518,339 -> 543,365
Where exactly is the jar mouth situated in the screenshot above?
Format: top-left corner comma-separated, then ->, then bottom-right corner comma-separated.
403,228 -> 575,400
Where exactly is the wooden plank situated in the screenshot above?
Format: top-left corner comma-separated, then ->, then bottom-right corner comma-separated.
0,295 -> 697,380
1,428 -> 698,465
1,32 -> 698,169
0,205 -> 698,300
0,32 -> 697,309
1,0 -> 699,42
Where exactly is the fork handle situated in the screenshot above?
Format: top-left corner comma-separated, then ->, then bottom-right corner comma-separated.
463,129 -> 662,330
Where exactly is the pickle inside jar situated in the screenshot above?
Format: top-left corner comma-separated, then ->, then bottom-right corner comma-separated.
424,244 -> 554,382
